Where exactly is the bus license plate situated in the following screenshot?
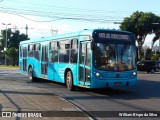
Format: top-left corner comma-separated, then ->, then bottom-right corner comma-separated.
114,82 -> 122,86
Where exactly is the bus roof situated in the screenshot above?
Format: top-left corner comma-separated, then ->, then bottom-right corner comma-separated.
20,29 -> 133,44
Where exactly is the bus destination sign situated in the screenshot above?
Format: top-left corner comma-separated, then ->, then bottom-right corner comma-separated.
98,33 -> 129,40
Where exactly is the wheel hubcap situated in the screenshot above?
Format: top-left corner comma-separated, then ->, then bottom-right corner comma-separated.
29,69 -> 32,80
67,73 -> 71,87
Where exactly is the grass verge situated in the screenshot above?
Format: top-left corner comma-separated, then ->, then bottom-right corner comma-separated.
0,65 -> 19,69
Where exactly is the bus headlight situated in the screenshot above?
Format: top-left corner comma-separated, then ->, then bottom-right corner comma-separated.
129,72 -> 137,79
96,72 -> 100,76
94,71 -> 103,79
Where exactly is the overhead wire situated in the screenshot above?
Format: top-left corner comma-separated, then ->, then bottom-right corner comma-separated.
2,0 -> 160,21
0,0 -> 133,37
0,6 -> 124,23
6,0 -> 160,26
9,0 -> 160,15
5,0 -> 134,14
0,5 -> 127,18
0,0 -> 133,23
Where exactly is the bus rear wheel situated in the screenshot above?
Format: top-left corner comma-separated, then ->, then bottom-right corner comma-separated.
66,71 -> 74,91
28,67 -> 36,81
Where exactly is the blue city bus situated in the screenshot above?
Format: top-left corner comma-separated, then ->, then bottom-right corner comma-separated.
19,29 -> 137,90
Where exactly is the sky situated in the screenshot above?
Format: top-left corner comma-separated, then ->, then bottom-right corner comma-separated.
0,0 -> 160,47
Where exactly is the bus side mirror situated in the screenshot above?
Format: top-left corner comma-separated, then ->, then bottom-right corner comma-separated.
91,41 -> 95,50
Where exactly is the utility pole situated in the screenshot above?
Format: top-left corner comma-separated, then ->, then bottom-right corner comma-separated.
25,24 -> 28,36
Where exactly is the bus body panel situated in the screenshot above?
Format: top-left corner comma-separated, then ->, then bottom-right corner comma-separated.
48,63 -> 78,85
91,68 -> 137,88
91,77 -> 137,88
28,58 -> 41,78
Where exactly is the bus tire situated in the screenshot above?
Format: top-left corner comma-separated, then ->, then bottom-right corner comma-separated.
66,71 -> 74,91
28,67 -> 36,81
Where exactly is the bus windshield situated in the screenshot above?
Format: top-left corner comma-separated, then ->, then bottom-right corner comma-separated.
94,43 -> 136,71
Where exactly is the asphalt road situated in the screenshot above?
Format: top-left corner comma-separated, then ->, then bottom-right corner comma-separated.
0,68 -> 89,120
0,68 -> 160,120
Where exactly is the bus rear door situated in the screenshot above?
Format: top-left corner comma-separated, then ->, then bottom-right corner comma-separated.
41,45 -> 48,78
22,47 -> 27,73
79,41 -> 91,87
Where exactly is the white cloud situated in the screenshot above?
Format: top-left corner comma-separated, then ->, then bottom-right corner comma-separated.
143,34 -> 154,46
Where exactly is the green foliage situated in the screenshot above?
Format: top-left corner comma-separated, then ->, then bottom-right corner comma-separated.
0,29 -> 28,65
8,30 -> 28,49
152,51 -> 160,60
145,48 -> 152,60
120,11 -> 160,46
120,11 -> 160,60
0,51 -> 5,62
7,47 -> 18,66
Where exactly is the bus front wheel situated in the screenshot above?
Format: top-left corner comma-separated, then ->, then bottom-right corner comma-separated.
66,71 -> 74,91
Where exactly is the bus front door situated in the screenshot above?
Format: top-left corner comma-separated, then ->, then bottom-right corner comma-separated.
41,45 -> 48,78
79,42 -> 91,87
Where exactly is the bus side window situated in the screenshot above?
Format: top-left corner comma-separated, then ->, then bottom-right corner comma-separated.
71,39 -> 78,63
59,40 -> 70,63
49,41 -> 58,62
34,43 -> 41,60
28,44 -> 34,57
80,43 -> 85,64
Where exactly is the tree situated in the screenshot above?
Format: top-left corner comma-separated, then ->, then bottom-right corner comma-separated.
0,29 -> 28,65
8,31 -> 28,65
152,51 -> 160,60
0,51 -> 5,63
151,24 -> 160,48
7,47 -> 18,66
145,48 -> 152,60
120,11 -> 160,59
8,30 -> 28,49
